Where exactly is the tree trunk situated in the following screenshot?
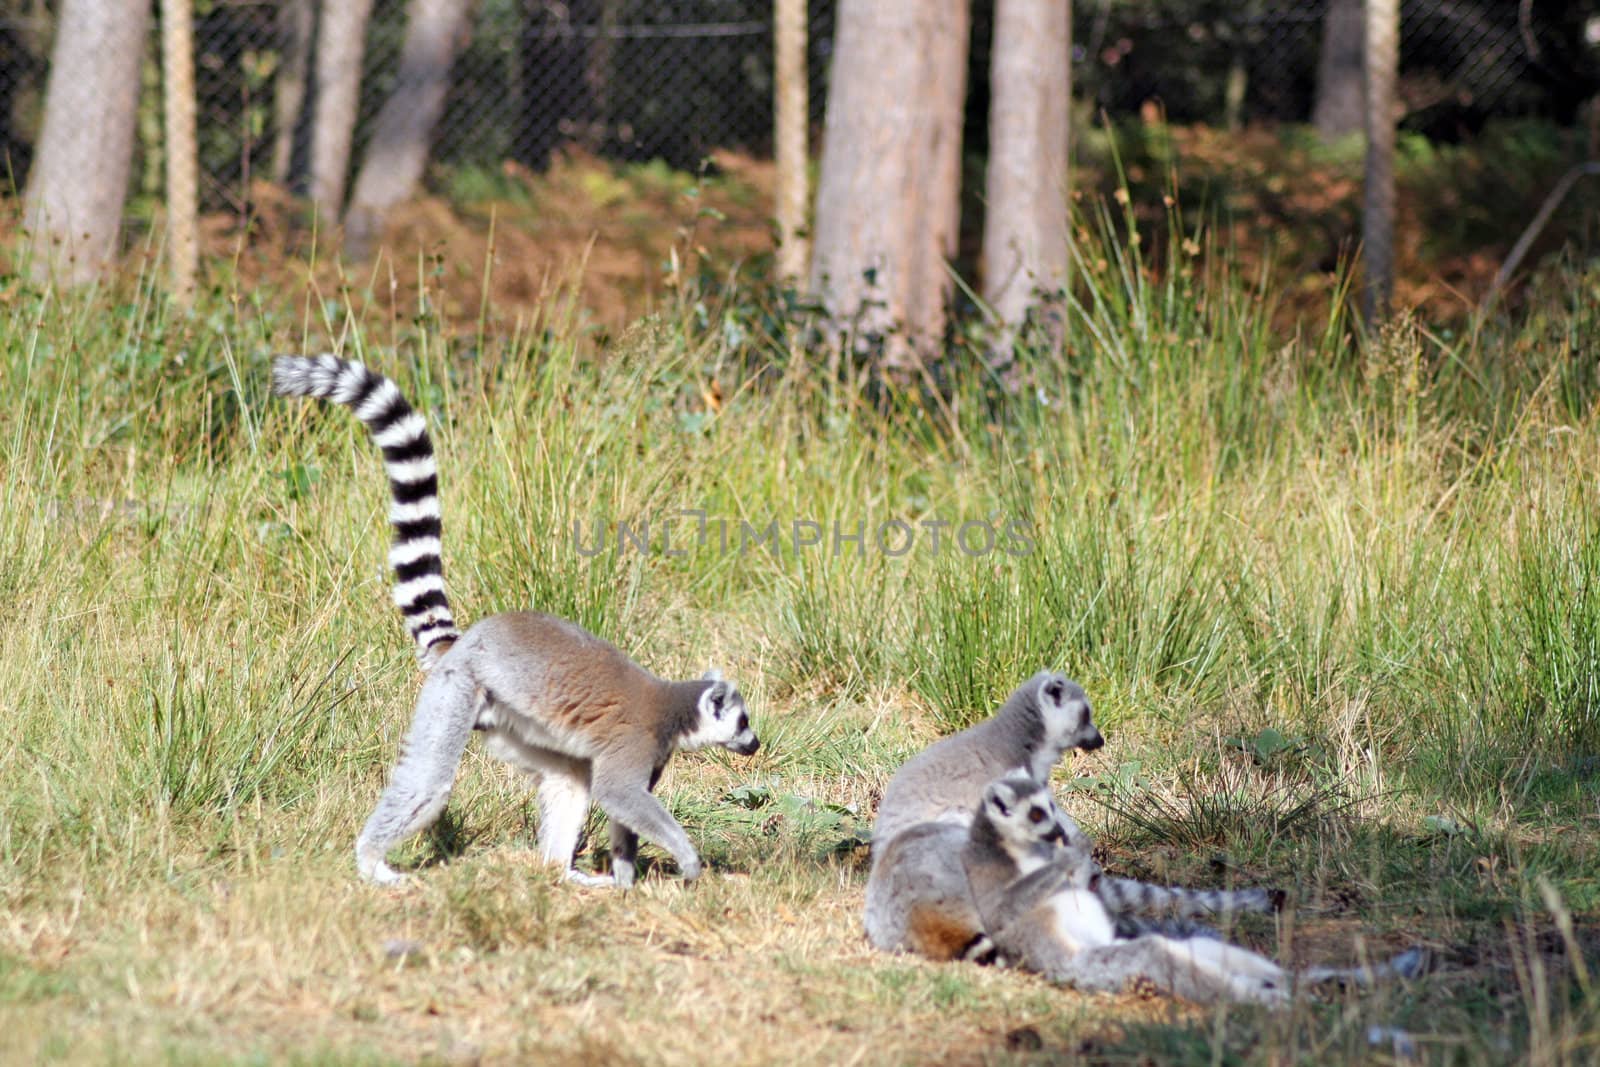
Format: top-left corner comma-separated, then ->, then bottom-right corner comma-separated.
345,0 -> 474,255
774,0 -> 809,283
1312,0 -> 1364,141
271,0 -> 314,187
809,0 -> 971,374
981,0 -> 1070,384
1363,0 -> 1398,324
309,0 -> 375,216
23,0 -> 150,285
161,0 -> 198,305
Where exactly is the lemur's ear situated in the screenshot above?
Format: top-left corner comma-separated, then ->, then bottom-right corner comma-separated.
1042,675 -> 1067,705
704,679 -> 732,710
702,666 -> 725,682
985,778 -> 1020,816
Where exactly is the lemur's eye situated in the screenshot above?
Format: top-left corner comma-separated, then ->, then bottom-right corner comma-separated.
1028,807 -> 1047,824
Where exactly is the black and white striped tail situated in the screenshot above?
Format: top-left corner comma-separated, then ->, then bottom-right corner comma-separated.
272,354 -> 461,668
1100,878 -> 1282,920
958,933 -> 1002,966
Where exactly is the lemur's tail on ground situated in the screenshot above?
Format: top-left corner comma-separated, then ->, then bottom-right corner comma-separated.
1100,877 -> 1282,920
272,354 -> 461,667
1302,945 -> 1432,989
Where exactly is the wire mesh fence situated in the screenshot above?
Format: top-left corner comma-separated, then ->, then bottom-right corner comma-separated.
0,1 -> 1593,221
1066,0 -> 1593,134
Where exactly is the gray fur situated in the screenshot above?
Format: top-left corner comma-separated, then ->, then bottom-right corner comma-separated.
960,778 -> 1276,937
863,671 -> 1102,957
275,358 -> 760,886
1100,878 -> 1273,918
964,773 -> 1427,1007
872,672 -> 1101,852
862,670 -> 1274,961
861,822 -> 988,962
1099,877 -> 1281,933
864,672 -> 1100,957
357,614 -> 758,890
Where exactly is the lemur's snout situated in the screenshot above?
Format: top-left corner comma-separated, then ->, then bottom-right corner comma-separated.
1044,824 -> 1069,846
1079,729 -> 1105,752
732,735 -> 760,756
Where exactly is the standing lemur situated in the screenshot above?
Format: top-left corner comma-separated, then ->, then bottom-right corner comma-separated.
272,355 -> 760,887
964,774 -> 1428,1006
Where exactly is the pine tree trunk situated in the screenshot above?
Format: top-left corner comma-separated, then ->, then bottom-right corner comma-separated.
23,0 -> 150,285
345,0 -> 474,255
808,0 -> 971,375
309,0 -> 375,216
982,0 -> 1070,384
161,0 -> 198,304
1313,0 -> 1364,141
1363,0 -> 1399,323
773,0 -> 809,283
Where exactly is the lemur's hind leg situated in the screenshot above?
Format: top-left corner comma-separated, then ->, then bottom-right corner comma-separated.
479,738 -> 602,884
1303,946 -> 1431,989
531,752 -> 599,883
356,663 -> 478,884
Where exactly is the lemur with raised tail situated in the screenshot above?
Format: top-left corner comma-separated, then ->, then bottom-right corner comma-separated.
272,355 -> 760,887
965,774 -> 1428,1006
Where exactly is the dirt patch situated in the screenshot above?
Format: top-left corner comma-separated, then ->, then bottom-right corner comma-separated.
6,126 -> 1582,339
199,148 -> 780,338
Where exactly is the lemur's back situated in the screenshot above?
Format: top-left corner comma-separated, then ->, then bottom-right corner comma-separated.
873,715 -> 1021,851
463,612 -> 665,727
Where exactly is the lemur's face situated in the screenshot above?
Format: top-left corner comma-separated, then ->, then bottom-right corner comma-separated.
1037,673 -> 1103,752
982,774 -> 1099,886
982,775 -> 1068,851
683,673 -> 759,756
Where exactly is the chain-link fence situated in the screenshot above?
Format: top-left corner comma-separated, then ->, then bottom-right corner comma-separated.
0,1 -> 1595,219
1060,0 -> 1594,135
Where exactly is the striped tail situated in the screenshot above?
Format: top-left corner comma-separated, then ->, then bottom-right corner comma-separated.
1099,878 -> 1283,921
958,932 -> 1002,966
272,354 -> 461,668
1303,945 -> 1430,988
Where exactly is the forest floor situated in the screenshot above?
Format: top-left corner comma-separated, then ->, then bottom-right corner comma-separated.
151,117 -> 1600,339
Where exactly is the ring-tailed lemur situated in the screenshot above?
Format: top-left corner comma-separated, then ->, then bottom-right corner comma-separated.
965,774 -> 1429,1007
864,673 -> 1102,960
272,355 -> 760,887
864,674 -> 1276,961
871,672 -> 1103,850
865,789 -> 1278,963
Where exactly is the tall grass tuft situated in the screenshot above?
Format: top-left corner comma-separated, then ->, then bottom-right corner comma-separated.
1458,492 -> 1600,765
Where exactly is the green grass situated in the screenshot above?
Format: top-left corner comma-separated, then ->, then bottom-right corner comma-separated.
2,201 -> 1599,1065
